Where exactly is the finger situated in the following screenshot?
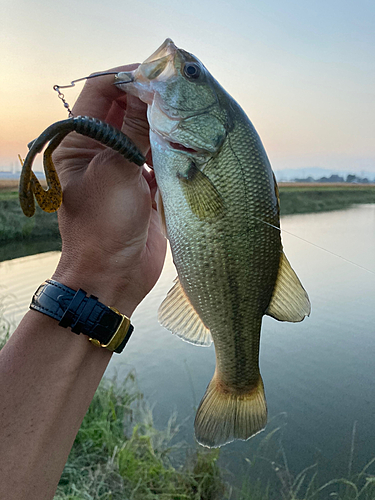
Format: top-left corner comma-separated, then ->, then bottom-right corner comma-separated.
142,168 -> 158,204
141,166 -> 154,185
72,64 -> 139,120
122,94 -> 150,155
145,150 -> 153,168
58,65 -> 140,156
106,99 -> 127,130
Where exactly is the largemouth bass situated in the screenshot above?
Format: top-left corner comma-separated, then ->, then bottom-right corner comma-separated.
116,39 -> 310,448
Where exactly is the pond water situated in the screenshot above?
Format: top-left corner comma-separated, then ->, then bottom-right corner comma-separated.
1,204 -> 374,487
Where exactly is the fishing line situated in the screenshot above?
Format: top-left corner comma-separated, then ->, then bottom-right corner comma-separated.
253,216 -> 375,276
51,72 -> 374,277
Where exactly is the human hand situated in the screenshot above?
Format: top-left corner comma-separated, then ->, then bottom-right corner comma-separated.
52,65 -> 167,317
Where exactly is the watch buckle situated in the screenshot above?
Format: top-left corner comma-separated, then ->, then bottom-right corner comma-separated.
89,307 -> 131,352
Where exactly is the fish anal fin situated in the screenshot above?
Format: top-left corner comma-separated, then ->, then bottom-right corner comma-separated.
178,162 -> 224,220
158,277 -> 213,346
195,373 -> 267,448
266,252 -> 311,322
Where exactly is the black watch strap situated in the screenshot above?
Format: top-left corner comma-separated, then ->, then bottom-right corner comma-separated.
30,279 -> 133,353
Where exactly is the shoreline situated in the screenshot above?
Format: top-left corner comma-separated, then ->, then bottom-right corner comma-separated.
1,184 -> 375,260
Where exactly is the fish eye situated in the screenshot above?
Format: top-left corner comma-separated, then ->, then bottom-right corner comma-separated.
183,63 -> 201,80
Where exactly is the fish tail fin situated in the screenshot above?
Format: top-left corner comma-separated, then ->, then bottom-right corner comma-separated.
194,373 -> 267,448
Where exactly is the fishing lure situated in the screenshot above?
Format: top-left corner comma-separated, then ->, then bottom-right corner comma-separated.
19,73 -> 143,217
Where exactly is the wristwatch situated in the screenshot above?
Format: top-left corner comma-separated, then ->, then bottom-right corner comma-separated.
30,279 -> 133,353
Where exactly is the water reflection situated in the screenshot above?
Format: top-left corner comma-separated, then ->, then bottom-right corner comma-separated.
0,236 -> 61,263
0,251 -> 61,324
1,205 -> 374,484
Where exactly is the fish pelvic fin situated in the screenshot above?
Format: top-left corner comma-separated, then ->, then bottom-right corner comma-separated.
266,251 -> 311,322
194,373 -> 267,448
158,277 -> 213,346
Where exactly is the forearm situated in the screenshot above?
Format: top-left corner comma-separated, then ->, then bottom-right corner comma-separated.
0,66 -> 165,500
0,308 -> 113,500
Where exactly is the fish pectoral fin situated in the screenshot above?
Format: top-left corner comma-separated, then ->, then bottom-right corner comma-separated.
195,374 -> 267,448
178,162 -> 224,220
158,277 -> 213,346
266,251 -> 311,322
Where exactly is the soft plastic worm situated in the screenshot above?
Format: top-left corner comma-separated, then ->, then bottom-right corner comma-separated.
19,116 -> 145,217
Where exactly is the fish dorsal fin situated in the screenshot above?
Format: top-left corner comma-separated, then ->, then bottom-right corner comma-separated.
178,162 -> 224,220
266,252 -> 311,322
158,277 -> 213,346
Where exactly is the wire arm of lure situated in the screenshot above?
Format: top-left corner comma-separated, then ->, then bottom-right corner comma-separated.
53,71 -> 121,91
19,116 -> 146,217
53,72 -> 129,116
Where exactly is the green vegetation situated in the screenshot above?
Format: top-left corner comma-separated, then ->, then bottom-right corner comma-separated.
0,190 -> 60,244
55,374 -> 227,500
279,185 -> 375,216
237,422 -> 375,500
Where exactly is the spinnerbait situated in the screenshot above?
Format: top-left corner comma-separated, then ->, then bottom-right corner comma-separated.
19,73 -> 141,217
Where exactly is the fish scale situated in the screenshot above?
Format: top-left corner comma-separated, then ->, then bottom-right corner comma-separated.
117,38 -> 310,447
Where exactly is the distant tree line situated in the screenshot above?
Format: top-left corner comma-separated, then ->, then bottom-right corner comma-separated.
293,174 -> 374,184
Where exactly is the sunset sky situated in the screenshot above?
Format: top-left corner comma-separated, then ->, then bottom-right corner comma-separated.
1,0 -> 374,175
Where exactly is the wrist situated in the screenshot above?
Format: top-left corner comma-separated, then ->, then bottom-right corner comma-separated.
31,279 -> 134,354
51,272 -> 136,319
52,256 -> 139,319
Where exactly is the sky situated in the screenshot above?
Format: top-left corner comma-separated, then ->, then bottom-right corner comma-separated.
0,0 -> 374,175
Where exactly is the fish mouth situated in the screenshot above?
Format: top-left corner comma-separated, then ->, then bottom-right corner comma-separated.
116,39 -> 178,89
168,141 -> 199,154
116,38 -> 199,94
143,38 -> 177,65
151,129 -> 202,155
115,39 -> 179,103
115,39 -> 204,112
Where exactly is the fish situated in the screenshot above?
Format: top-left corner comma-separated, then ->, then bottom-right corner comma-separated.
116,39 -> 311,448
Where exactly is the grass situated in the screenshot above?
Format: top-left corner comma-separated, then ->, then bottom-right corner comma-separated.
0,191 -> 21,201
1,309 -> 375,499
278,184 -> 375,216
0,190 -> 60,244
236,421 -> 375,500
54,374 -> 227,500
241,454 -> 375,500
